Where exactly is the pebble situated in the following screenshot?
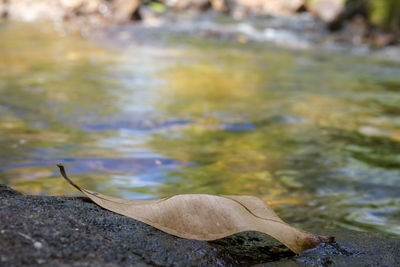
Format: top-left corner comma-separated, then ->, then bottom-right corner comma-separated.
33,242 -> 43,249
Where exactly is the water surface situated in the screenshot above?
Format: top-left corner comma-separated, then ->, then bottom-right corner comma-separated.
1,22 -> 399,235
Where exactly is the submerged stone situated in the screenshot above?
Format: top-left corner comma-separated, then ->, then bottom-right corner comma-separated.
0,185 -> 399,266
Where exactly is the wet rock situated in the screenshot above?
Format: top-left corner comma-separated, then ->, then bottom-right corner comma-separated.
165,0 -> 212,11
1,185 -> 400,266
113,0 -> 141,23
269,229 -> 400,266
163,0 -> 305,18
232,0 -> 305,16
335,15 -> 367,45
307,0 -> 345,23
370,31 -> 396,47
0,184 -> 22,196
216,0 -> 304,20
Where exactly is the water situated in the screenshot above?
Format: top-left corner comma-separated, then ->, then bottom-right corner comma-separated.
1,22 -> 400,235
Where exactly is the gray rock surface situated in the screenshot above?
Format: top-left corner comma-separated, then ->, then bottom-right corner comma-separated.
1,184 -> 399,266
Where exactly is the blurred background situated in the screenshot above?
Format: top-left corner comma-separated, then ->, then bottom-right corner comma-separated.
0,0 -> 399,236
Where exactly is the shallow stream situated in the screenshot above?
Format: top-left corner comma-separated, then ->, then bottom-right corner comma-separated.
1,22 -> 399,235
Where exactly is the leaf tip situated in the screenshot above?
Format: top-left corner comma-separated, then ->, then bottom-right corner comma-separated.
56,164 -> 82,192
326,235 -> 335,243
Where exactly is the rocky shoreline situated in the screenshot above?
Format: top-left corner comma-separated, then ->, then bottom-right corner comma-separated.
1,184 -> 399,266
1,0 -> 399,62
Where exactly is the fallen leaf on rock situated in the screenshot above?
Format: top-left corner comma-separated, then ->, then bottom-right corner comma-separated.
57,164 -> 333,253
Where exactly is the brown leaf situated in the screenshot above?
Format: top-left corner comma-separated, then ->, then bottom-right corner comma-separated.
57,164 -> 333,253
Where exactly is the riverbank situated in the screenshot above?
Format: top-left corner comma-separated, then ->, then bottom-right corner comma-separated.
1,0 -> 399,62
1,184 -> 399,266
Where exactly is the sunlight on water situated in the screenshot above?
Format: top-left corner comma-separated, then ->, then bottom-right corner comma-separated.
1,22 -> 400,235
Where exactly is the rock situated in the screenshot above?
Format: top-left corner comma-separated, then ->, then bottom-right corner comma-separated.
164,0 -> 305,17
0,184 -> 22,196
307,0 -> 345,23
0,0 -> 112,22
235,0 -> 304,15
113,0 -> 141,23
1,0 -> 8,18
4,0 -> 65,22
370,31 -> 396,47
165,0 -> 212,11
335,15 -> 367,45
1,184 -> 400,266
210,0 -> 227,12
227,0 -> 305,19
60,0 -> 83,10
0,0 -> 134,23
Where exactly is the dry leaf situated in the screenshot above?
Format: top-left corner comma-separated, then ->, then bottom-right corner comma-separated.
57,164 -> 333,253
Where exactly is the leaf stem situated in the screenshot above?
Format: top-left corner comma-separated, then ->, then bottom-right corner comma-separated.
56,164 -> 82,192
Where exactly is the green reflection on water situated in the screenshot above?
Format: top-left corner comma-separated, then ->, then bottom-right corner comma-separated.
146,37 -> 400,234
0,22 -> 126,195
1,22 -> 400,235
